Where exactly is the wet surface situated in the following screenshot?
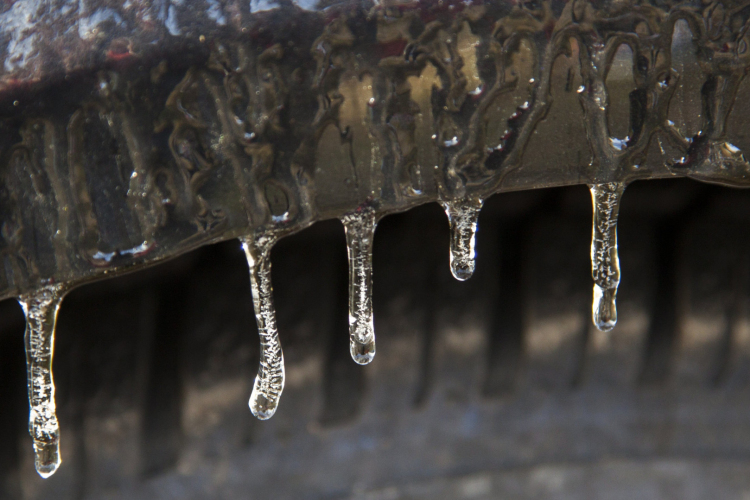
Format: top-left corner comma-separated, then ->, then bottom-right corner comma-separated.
3,0 -> 750,479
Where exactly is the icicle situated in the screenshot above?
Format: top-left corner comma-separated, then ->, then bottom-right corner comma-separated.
241,230 -> 284,420
442,198 -> 483,281
589,182 -> 626,332
341,206 -> 378,365
18,283 -> 67,478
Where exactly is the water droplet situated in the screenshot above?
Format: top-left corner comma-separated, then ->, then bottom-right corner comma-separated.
589,183 -> 625,332
444,136 -> 460,147
241,230 -> 285,419
18,283 -> 67,478
609,136 -> 629,151
442,198 -> 483,281
341,206 -> 378,365
468,85 -> 484,96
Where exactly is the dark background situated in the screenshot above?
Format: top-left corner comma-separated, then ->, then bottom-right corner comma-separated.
2,178 -> 750,499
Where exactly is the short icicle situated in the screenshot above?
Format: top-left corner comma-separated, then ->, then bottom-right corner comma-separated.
341,205 -> 378,365
18,283 -> 68,478
241,230 -> 285,420
442,198 -> 483,281
589,182 -> 626,332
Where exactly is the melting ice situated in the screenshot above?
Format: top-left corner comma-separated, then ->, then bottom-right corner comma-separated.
442,199 -> 483,281
18,283 -> 67,478
242,230 -> 285,420
589,183 -> 625,332
341,205 -> 378,365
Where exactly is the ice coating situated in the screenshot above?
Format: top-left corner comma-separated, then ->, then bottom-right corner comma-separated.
18,283 -> 67,478
6,0 -> 750,478
589,183 -> 625,332
341,206 -> 377,365
442,199 -> 483,281
1,2 -> 750,304
241,230 -> 285,420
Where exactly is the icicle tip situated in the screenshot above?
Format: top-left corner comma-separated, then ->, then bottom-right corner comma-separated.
34,440 -> 61,478
449,257 -> 475,281
350,338 -> 376,365
592,284 -> 617,332
249,390 -> 279,420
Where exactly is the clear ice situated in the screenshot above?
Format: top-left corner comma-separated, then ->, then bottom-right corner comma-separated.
442,199 -> 483,281
589,183 -> 625,332
10,1 -> 750,481
241,230 -> 285,420
341,206 -> 378,365
18,283 -> 67,478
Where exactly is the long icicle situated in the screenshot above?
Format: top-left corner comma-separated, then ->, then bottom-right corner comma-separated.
18,283 -> 67,478
241,230 -> 284,420
589,182 -> 626,332
341,206 -> 377,365
442,198 -> 483,281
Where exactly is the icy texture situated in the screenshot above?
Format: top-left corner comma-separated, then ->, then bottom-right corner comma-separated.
18,283 -> 67,478
242,230 -> 284,420
589,183 -> 625,332
442,199 -> 483,281
9,0 -> 750,477
341,206 -> 377,365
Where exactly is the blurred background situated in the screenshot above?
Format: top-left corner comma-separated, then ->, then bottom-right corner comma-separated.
3,178 -> 750,499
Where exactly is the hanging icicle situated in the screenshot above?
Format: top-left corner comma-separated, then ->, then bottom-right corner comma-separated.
241,230 -> 285,420
341,205 -> 378,365
18,283 -> 68,478
442,198 -> 484,281
589,183 -> 626,332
